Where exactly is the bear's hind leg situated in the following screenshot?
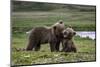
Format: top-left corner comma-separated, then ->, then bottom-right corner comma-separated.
26,38 -> 36,51
34,42 -> 41,51
26,42 -> 34,51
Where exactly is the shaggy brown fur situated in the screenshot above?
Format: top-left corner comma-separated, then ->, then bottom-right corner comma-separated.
61,27 -> 77,52
26,20 -> 65,52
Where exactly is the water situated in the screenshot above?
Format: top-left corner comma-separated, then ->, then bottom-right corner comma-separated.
26,31 -> 96,40
76,31 -> 95,40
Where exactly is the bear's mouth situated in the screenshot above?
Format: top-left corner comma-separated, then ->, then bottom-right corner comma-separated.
63,34 -> 73,39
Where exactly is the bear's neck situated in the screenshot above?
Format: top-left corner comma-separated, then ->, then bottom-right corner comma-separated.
63,38 -> 72,40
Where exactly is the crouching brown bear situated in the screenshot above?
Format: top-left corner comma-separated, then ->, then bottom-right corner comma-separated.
61,26 -> 77,52
26,20 -> 65,52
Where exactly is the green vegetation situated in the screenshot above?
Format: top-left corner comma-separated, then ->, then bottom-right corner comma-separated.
12,11 -> 95,32
12,33 -> 96,65
11,1 -> 96,66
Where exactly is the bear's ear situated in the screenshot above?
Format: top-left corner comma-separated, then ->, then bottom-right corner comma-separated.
73,32 -> 76,35
59,20 -> 63,24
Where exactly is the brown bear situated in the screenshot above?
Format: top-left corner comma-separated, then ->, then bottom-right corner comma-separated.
61,26 -> 77,52
26,20 -> 65,52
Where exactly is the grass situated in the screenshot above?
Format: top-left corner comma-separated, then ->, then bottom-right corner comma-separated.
11,33 -> 96,66
12,11 -> 96,32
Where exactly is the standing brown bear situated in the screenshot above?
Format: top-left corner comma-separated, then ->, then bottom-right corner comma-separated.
61,26 -> 77,52
26,20 -> 65,52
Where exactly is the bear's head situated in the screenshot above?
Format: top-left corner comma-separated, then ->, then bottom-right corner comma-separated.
62,26 -> 76,39
52,20 -> 65,37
